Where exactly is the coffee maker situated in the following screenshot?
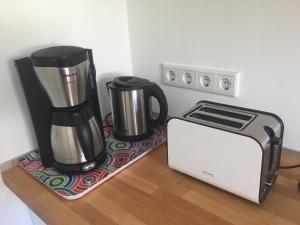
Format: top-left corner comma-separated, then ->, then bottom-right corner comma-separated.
15,46 -> 106,173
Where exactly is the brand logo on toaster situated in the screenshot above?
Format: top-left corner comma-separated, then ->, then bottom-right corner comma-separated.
202,170 -> 214,177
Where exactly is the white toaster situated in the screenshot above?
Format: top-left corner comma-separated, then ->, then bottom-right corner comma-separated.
167,101 -> 284,203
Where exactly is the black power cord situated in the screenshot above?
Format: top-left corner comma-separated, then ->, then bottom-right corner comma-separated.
280,164 -> 300,169
280,163 -> 300,191
103,113 -> 112,128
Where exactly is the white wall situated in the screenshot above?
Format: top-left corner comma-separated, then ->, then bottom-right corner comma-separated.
0,178 -> 33,225
127,0 -> 300,151
29,209 -> 46,225
0,0 -> 132,164
0,0 -> 132,224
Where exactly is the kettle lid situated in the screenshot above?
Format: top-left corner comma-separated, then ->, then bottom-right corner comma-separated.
31,46 -> 88,68
113,76 -> 149,89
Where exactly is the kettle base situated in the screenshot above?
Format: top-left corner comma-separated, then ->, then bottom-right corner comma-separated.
113,131 -> 154,142
53,150 -> 107,174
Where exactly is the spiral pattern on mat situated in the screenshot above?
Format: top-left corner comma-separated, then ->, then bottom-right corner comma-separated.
24,161 -> 42,171
109,150 -> 138,169
79,171 -> 100,187
108,141 -> 137,151
100,153 -> 114,172
72,169 -> 109,193
48,175 -> 71,188
18,126 -> 166,198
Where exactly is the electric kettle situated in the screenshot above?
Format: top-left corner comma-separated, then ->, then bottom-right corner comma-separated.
107,76 -> 168,141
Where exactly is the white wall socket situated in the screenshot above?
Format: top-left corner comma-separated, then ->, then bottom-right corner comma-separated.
162,63 -> 240,97
197,71 -> 215,92
179,69 -> 195,88
216,73 -> 239,97
163,67 -> 179,85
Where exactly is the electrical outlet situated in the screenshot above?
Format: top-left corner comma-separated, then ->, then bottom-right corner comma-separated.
216,73 -> 239,97
162,63 -> 240,97
179,70 -> 195,88
197,71 -> 215,92
163,67 -> 179,86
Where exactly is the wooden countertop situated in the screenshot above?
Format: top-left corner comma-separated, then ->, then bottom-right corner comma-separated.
2,145 -> 300,225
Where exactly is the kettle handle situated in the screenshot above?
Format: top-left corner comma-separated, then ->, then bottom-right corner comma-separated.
145,83 -> 168,129
72,112 -> 95,162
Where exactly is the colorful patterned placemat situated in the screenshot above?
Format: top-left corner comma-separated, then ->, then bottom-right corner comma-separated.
19,125 -> 166,200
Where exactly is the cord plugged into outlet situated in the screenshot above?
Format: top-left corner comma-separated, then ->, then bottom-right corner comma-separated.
162,63 -> 240,97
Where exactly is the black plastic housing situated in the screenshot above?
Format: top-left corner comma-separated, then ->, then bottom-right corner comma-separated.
31,46 -> 87,67
15,57 -> 54,167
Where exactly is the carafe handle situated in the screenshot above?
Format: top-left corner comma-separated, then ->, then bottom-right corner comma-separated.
145,83 -> 168,129
72,112 -> 95,162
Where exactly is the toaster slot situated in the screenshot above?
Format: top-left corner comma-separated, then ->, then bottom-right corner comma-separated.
189,113 -> 244,129
199,107 -> 253,121
184,104 -> 257,131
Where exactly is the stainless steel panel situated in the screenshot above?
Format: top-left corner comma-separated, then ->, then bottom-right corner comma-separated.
181,102 -> 281,147
184,104 -> 256,131
34,60 -> 89,107
109,89 -> 148,136
51,116 -> 104,164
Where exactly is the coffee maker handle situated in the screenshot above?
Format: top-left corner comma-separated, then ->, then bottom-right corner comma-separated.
146,83 -> 168,129
72,113 -> 95,162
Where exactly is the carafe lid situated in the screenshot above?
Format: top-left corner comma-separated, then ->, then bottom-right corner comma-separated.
31,46 -> 87,67
113,76 -> 149,89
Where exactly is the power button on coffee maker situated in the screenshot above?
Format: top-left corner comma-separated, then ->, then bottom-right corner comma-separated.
83,162 -> 96,172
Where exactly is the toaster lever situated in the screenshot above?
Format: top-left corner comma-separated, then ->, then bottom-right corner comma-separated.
264,126 -> 281,172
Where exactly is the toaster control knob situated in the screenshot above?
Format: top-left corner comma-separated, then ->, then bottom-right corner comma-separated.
264,174 -> 274,186
264,181 -> 272,186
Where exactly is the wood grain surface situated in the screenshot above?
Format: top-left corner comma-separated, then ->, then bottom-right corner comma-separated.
2,145 -> 300,225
